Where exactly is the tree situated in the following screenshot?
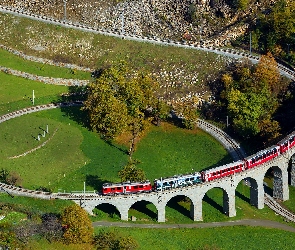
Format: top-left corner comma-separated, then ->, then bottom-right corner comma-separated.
173,98 -> 199,129
83,61 -> 162,158
235,0 -> 249,10
61,204 -> 94,244
6,172 -> 22,187
219,56 -> 285,141
253,0 -> 295,57
118,159 -> 146,182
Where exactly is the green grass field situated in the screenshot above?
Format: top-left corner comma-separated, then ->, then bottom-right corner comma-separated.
1,10 -> 295,249
0,71 -> 68,115
0,107 -> 230,192
0,12 -> 228,93
0,48 -> 91,80
94,226 -> 295,250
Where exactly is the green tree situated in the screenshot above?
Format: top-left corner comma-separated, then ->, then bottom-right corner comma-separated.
118,159 -> 146,182
61,204 -> 94,244
220,54 -> 285,140
253,0 -> 295,57
83,61 -> 161,157
173,98 -> 199,129
235,0 -> 249,10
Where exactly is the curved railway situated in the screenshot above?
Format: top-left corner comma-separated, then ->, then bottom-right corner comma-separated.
1,5 -> 295,223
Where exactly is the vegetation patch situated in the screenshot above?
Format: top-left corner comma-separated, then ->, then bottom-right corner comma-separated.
94,226 -> 295,250
0,47 -> 91,80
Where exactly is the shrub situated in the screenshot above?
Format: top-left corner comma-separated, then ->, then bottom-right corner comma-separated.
6,172 -> 22,187
61,204 -> 94,244
94,231 -> 138,250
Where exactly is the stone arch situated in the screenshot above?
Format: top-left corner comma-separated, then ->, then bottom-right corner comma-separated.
235,177 -> 260,207
165,194 -> 194,221
200,185 -> 236,220
92,203 -> 121,220
128,199 -> 158,221
264,165 -> 289,201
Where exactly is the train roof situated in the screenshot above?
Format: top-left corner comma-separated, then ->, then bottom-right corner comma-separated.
102,180 -> 151,187
154,172 -> 201,182
244,144 -> 280,161
277,131 -> 295,145
202,160 -> 244,174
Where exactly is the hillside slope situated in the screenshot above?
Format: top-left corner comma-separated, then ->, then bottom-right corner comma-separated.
1,0 -> 274,46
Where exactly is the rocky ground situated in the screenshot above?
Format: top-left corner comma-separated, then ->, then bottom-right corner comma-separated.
1,0 -> 274,46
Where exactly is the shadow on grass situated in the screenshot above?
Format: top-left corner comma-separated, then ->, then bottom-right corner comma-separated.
264,184 -> 273,196
86,175 -> 109,192
235,190 -> 250,203
203,194 -> 223,214
167,195 -> 191,219
130,201 -> 157,220
105,139 -> 129,155
60,106 -> 89,129
94,203 -> 121,219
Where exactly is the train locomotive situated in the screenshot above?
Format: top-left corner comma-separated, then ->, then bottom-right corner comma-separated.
101,132 -> 295,195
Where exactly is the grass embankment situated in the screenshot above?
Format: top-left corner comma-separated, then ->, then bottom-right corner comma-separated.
0,193 -> 73,217
0,71 -> 68,115
0,107 -> 229,192
0,48 -> 91,80
0,12 -> 228,98
94,226 -> 295,250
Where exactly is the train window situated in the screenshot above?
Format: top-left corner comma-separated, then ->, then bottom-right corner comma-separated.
134,186 -> 138,189
139,185 -> 143,188
111,188 -> 115,191
117,187 -> 122,190
231,167 -> 235,171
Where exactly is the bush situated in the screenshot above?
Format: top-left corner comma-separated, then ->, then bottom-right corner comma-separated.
61,204 -> 94,244
0,168 -> 9,183
6,171 -> 22,187
94,230 -> 138,250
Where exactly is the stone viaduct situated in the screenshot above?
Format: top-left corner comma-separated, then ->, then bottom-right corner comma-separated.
1,5 -> 295,223
74,145 -> 295,222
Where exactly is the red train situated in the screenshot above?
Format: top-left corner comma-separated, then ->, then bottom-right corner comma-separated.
101,132 -> 295,195
102,181 -> 152,195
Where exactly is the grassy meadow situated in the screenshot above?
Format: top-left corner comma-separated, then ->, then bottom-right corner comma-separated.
93,226 -> 295,250
0,71 -> 68,115
1,10 -> 295,249
0,48 -> 91,80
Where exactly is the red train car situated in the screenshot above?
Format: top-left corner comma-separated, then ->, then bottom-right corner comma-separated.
102,181 -> 152,195
278,133 -> 295,153
245,145 -> 280,169
201,161 -> 244,182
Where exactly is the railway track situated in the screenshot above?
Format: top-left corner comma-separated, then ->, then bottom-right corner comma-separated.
264,194 -> 295,223
197,119 -> 246,161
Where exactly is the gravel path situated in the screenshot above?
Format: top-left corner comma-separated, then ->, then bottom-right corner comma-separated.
92,219 -> 295,232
